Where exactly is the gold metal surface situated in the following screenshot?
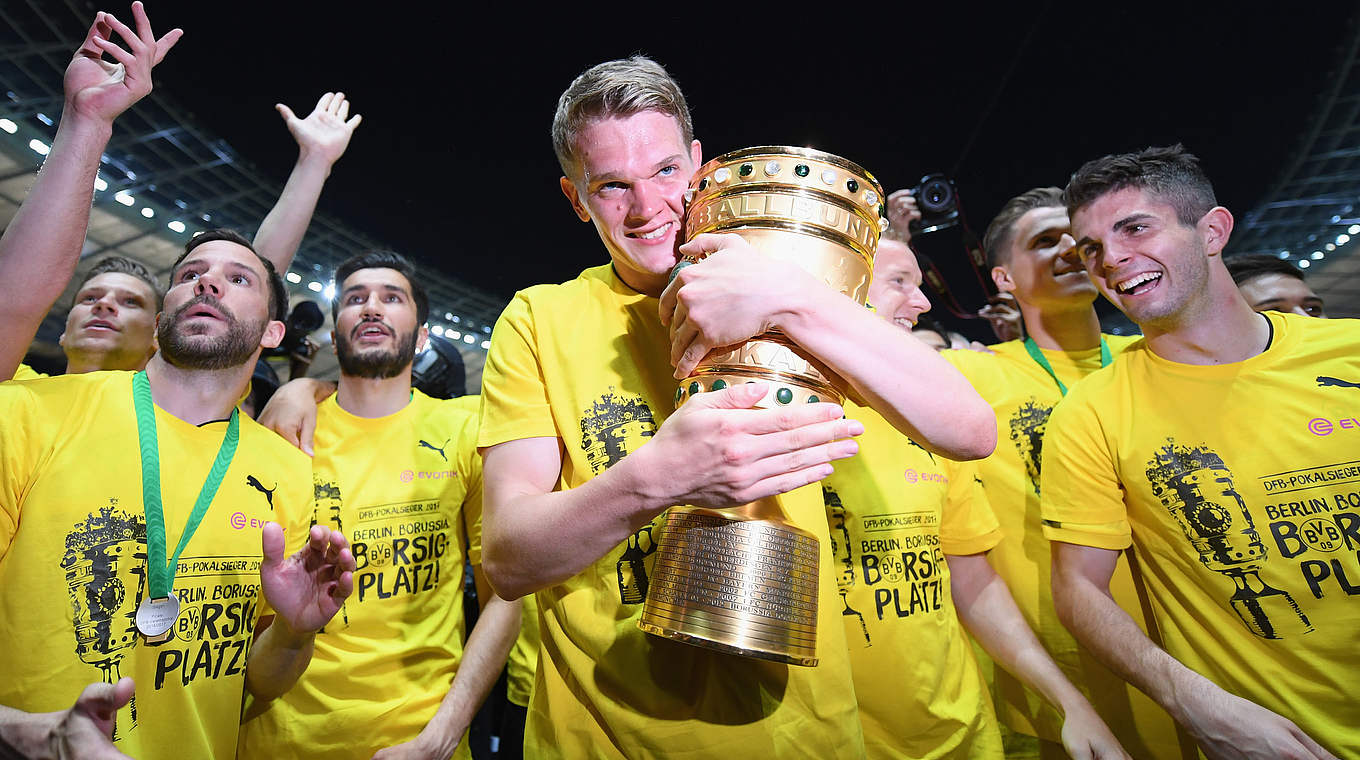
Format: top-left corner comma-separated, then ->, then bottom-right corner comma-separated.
638,146 -> 885,666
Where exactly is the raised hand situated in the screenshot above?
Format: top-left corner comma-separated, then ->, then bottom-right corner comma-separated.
18,678 -> 138,760
259,523 -> 355,636
276,92 -> 363,166
977,293 -> 1024,343
64,2 -> 182,124
886,189 -> 921,241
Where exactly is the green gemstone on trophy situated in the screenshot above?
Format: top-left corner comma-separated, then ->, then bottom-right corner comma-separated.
739,163 -> 753,177
711,379 -> 727,390
807,395 -> 819,403
794,164 -> 809,177
689,381 -> 701,396
847,179 -> 859,193
776,388 -> 794,404
675,387 -> 684,402
698,178 -> 708,191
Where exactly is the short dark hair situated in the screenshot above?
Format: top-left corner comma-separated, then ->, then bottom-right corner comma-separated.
1063,144 -> 1217,227
331,250 -> 429,326
170,229 -> 288,323
1225,253 -> 1307,286
983,187 -> 1065,268
77,255 -> 162,311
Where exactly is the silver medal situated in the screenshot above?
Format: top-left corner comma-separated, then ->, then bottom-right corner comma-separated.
135,595 -> 179,641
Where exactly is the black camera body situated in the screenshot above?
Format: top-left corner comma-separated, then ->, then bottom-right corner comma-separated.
909,173 -> 961,235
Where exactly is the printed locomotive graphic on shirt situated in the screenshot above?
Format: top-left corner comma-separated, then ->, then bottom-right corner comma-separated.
1145,440 -> 1312,639
824,485 -> 871,645
1009,398 -> 1053,496
577,387 -> 661,604
59,499 -> 264,739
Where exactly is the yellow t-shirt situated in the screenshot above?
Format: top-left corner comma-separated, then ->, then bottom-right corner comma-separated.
238,390 -> 483,760
944,338 -> 1182,759
505,590 -> 539,708
1041,312 -> 1360,759
824,402 -> 1003,759
478,264 -> 864,759
12,363 -> 47,380
0,370 -> 311,760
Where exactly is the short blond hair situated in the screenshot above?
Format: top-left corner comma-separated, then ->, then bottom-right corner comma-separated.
551,56 -> 693,179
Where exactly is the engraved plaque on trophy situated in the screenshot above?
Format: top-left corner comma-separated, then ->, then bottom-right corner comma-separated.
637,146 -> 887,666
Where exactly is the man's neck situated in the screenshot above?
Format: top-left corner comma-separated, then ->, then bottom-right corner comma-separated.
1018,298 -> 1103,351
336,371 -> 413,418
65,351 -> 148,375
1142,291 -> 1271,365
144,354 -> 251,425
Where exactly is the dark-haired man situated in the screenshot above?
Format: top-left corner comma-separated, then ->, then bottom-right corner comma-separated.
0,229 -> 354,759
1044,145 -> 1359,759
936,186 -> 1180,759
477,56 -> 992,759
240,251 -> 518,760
1226,253 -> 1326,318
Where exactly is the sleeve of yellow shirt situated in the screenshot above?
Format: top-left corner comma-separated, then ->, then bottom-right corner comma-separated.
0,379 -> 46,555
456,401 -> 485,567
478,292 -> 558,449
1038,391 -> 1133,551
940,458 -> 1003,556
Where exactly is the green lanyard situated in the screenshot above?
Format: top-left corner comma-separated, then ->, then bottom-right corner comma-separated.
132,370 -> 240,599
1022,337 -> 1111,397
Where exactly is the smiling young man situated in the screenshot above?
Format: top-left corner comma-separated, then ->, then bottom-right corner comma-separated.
826,231 -> 1127,759
0,229 -> 354,759
476,57 -> 992,759
238,251 -> 519,760
1226,253 -> 1327,318
1042,145 -> 1359,760
938,187 -> 1180,759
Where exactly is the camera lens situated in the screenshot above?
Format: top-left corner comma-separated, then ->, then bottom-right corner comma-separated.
919,178 -> 954,214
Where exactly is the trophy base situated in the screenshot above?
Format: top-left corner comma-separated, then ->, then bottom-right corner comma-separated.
638,506 -> 821,667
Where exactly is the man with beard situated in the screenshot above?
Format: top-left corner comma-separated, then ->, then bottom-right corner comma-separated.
239,251 -> 519,760
825,229 -> 1126,759
475,57 -> 993,759
1043,145 -> 1358,759
0,228 -> 356,759
930,187 -> 1181,759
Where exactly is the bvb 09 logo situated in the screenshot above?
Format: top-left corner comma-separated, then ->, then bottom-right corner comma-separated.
1301,517 -> 1343,552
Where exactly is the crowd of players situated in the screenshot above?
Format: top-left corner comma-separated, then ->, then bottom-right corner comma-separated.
0,5 -> 1354,760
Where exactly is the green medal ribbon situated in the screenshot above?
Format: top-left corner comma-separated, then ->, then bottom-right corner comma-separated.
1022,336 -> 1111,397
132,371 -> 240,599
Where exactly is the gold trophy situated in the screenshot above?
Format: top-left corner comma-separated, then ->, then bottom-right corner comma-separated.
637,146 -> 887,665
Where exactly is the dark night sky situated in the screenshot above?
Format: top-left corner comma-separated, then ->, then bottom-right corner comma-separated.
146,4 -> 1354,302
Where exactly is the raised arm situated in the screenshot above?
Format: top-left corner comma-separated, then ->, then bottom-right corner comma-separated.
661,235 -> 995,460
0,2 -> 180,379
949,552 -> 1127,759
1051,542 -> 1335,760
372,566 -> 521,759
480,383 -> 862,599
251,93 -> 362,272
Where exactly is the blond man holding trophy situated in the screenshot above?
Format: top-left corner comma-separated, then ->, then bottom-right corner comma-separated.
477,56 -> 994,758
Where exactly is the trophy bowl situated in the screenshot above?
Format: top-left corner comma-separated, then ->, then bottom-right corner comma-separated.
637,146 -> 887,666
